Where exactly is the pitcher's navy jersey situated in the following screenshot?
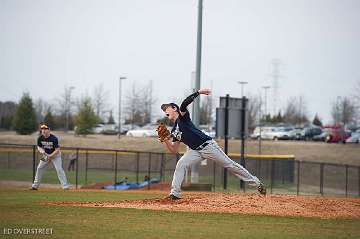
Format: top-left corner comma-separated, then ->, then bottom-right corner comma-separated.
171,110 -> 211,150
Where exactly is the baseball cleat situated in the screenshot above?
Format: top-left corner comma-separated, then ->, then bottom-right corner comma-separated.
30,187 -> 38,190
165,194 -> 181,200
257,183 -> 266,195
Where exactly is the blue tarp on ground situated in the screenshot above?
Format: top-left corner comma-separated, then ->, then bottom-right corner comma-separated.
102,178 -> 160,190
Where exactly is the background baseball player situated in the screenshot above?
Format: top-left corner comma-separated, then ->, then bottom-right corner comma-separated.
158,89 -> 266,199
31,124 -> 69,190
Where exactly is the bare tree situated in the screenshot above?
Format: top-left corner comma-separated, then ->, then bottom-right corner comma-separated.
124,82 -> 142,126
92,83 -> 109,122
331,96 -> 356,125
34,98 -> 51,123
247,94 -> 261,129
0,101 -> 17,129
57,86 -> 76,131
283,96 -> 309,126
124,81 -> 157,126
200,96 -> 214,126
141,80 -> 157,124
352,80 -> 360,124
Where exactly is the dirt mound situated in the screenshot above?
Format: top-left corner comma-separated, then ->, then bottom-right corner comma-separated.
47,192 -> 360,219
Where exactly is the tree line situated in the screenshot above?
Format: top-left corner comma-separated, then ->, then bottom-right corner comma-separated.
1,81 -> 359,135
0,82 -> 159,135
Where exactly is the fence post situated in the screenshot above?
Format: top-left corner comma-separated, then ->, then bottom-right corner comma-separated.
224,94 -> 229,190
358,166 -> 360,197
345,165 -> 348,197
160,153 -> 165,182
136,152 -> 140,184
281,160 -> 285,185
257,158 -> 261,177
270,159 -> 274,194
85,150 -> 88,185
32,145 -> 36,183
320,163 -> 324,196
296,161 -> 300,196
114,151 -> 118,187
239,96 -> 247,191
75,148 -> 79,189
147,152 -> 151,190
213,161 -> 216,192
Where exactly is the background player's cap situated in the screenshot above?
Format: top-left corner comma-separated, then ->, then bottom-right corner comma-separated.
40,124 -> 50,130
161,103 -> 179,112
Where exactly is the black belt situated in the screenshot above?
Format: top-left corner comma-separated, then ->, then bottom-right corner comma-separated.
195,141 -> 210,150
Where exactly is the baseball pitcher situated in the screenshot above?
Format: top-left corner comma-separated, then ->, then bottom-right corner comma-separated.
158,89 -> 266,200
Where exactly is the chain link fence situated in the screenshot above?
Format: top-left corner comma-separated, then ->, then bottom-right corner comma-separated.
0,143 -> 359,197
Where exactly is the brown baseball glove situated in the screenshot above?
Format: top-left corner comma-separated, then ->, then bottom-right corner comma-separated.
156,123 -> 171,142
40,153 -> 49,162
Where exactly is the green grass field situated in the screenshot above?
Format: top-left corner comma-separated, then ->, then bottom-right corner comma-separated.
1,189 -> 359,239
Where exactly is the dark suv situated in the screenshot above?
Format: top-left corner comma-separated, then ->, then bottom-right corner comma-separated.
300,127 -> 322,140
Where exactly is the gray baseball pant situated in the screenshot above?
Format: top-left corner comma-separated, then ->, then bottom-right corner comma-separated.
32,154 -> 69,189
170,140 -> 261,197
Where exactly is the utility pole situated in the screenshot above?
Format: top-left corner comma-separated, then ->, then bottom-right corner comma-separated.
259,86 -> 270,155
118,76 -> 127,139
191,0 -> 203,184
193,0 -> 203,127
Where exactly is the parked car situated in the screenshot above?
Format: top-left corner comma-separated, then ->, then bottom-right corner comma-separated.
126,124 -> 160,137
120,124 -> 140,134
345,132 -> 360,144
92,124 -> 105,134
250,126 -> 274,139
101,124 -> 118,135
262,127 -> 296,140
322,125 -> 350,143
296,126 -> 322,140
313,130 -> 330,141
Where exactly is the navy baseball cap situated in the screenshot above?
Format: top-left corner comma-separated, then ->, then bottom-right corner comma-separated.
161,103 -> 179,112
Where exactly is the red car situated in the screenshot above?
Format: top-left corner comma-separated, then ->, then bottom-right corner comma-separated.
322,125 -> 350,143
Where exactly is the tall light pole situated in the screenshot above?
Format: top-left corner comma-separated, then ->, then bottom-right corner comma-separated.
262,86 -> 271,118
65,86 -> 75,132
237,81 -> 248,97
190,0 -> 203,184
118,76 -> 127,139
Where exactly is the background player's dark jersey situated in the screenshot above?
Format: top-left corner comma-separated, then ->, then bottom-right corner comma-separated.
37,134 -> 59,154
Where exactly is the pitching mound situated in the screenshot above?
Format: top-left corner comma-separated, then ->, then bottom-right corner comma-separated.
47,192 -> 360,219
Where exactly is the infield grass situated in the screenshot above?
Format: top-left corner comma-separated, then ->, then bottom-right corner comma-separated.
0,189 -> 359,239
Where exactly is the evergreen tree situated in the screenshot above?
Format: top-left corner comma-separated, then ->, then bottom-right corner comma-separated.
75,97 -> 98,135
12,93 -> 37,134
312,114 -> 323,127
